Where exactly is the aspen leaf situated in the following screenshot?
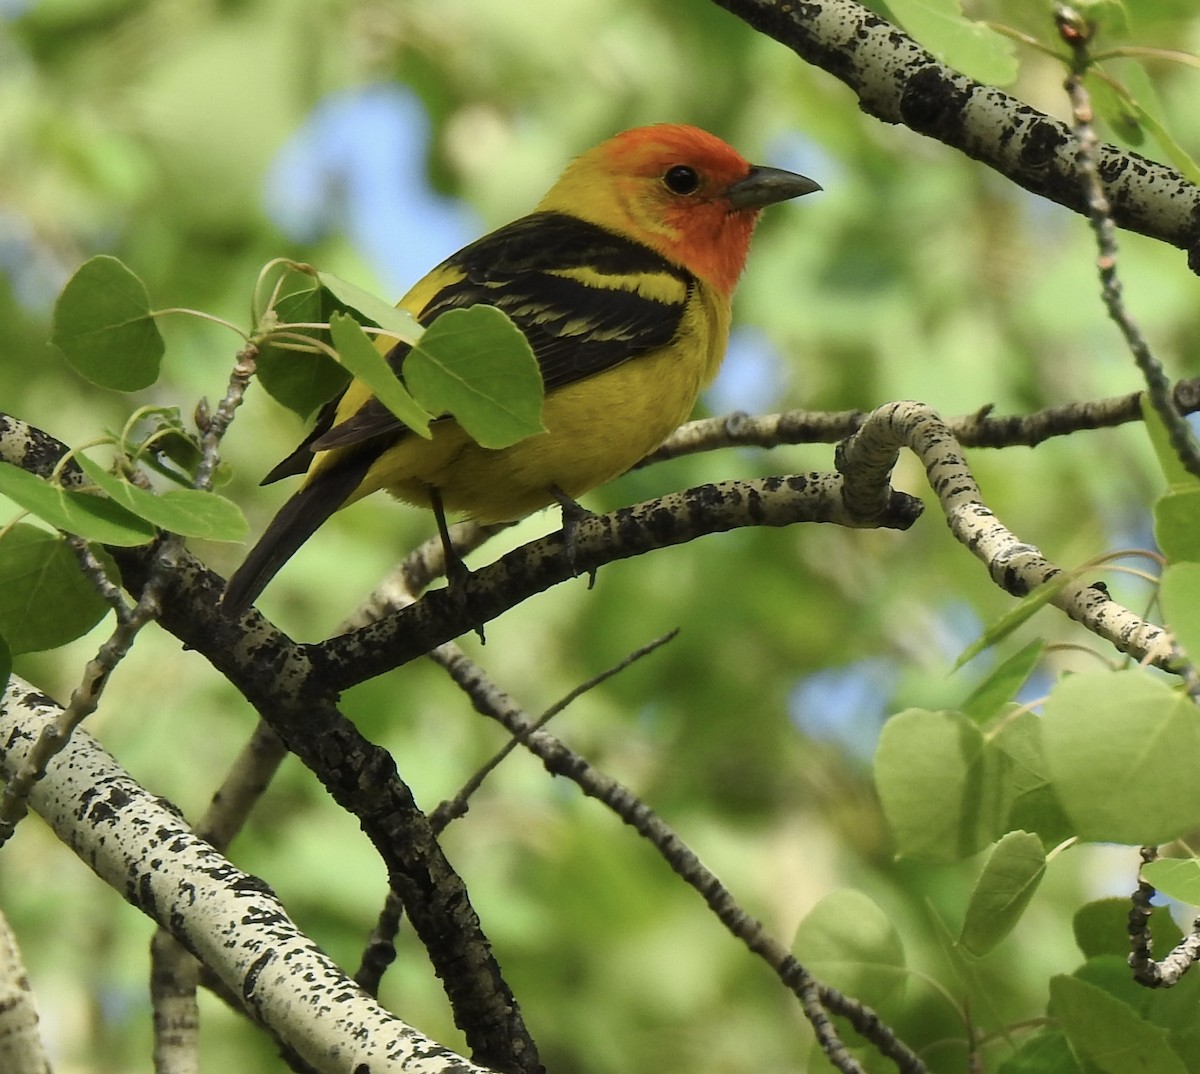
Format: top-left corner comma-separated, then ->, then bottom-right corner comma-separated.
51,255 -> 164,391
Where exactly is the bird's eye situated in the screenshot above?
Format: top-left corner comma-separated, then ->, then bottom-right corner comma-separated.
663,165 -> 701,195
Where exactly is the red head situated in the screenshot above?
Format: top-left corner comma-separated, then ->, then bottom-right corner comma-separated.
538,124 -> 819,296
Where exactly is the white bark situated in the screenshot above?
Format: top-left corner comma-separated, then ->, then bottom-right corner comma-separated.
0,677 -> 488,1074
0,907 -> 49,1074
838,401 -> 1172,666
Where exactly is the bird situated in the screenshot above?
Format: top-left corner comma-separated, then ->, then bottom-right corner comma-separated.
222,123 -> 820,614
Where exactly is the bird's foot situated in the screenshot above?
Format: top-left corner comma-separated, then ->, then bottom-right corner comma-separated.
431,488 -> 485,643
550,486 -> 597,589
447,561 -> 485,644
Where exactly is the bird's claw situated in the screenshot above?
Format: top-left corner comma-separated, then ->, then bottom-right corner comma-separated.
551,486 -> 598,588
431,487 -> 486,643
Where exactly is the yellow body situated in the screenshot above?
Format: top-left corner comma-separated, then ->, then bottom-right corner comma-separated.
330,265 -> 730,523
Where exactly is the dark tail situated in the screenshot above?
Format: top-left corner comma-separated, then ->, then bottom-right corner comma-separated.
221,450 -> 375,616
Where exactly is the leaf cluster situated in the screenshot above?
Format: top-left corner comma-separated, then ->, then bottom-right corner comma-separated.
0,255 -> 540,660
818,405 -> 1200,1070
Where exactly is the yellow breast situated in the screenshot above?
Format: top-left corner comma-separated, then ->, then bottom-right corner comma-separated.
347,280 -> 729,523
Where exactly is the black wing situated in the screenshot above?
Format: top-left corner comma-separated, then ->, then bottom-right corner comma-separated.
304,211 -> 694,455
228,214 -> 694,613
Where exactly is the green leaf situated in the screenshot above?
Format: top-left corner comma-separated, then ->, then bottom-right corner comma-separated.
329,313 -> 433,438
874,708 -> 1002,862
1155,488 -> 1200,563
1042,670 -> 1200,845
74,455 -> 247,542
1161,563 -> 1200,663
258,346 -> 350,420
1074,898 -> 1181,962
1074,955 -> 1156,1018
959,831 -> 1046,955
955,575 -> 1073,670
1143,394 -> 1198,491
1115,62 -> 1200,187
1050,974 -> 1187,1074
1142,858 -> 1200,907
1086,72 -> 1144,147
131,408 -> 209,487
961,638 -> 1045,722
885,0 -> 1018,85
995,1030 -> 1082,1074
405,305 -> 545,449
990,711 -> 1075,848
256,273 -> 351,417
0,461 -> 156,546
1074,0 -> 1129,38
50,255 -> 165,391
317,271 -> 423,342
0,525 -> 113,654
791,890 -> 906,1012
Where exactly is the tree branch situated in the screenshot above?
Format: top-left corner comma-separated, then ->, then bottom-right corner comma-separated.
708,0 -> 1200,262
311,473 -> 922,691
0,677 -> 489,1074
429,643 -> 926,1074
0,908 -> 49,1074
647,378 -> 1200,463
836,401 -> 1171,666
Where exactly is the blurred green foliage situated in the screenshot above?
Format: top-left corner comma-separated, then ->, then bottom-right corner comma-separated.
4,0 -> 1200,1071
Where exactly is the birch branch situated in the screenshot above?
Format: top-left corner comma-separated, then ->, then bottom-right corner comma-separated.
0,677 -> 487,1074
0,910 -> 49,1074
709,0 -> 1200,261
837,400 -> 1172,666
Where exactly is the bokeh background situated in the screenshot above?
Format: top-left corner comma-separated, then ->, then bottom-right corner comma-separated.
3,0 -> 1200,1070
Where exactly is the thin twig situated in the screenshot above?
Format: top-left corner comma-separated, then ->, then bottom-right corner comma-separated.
355,890 -> 406,998
1056,5 -> 1200,480
647,379 -> 1200,466
429,643 -> 926,1074
429,629 -> 680,832
1129,845 -> 1200,987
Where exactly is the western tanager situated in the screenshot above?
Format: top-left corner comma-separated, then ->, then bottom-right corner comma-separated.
223,124 -> 819,613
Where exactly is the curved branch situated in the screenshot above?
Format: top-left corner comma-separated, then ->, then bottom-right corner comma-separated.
710,0 -> 1200,260
836,401 -> 1171,666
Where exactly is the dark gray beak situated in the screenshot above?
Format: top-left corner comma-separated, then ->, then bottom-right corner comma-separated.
726,165 -> 822,210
